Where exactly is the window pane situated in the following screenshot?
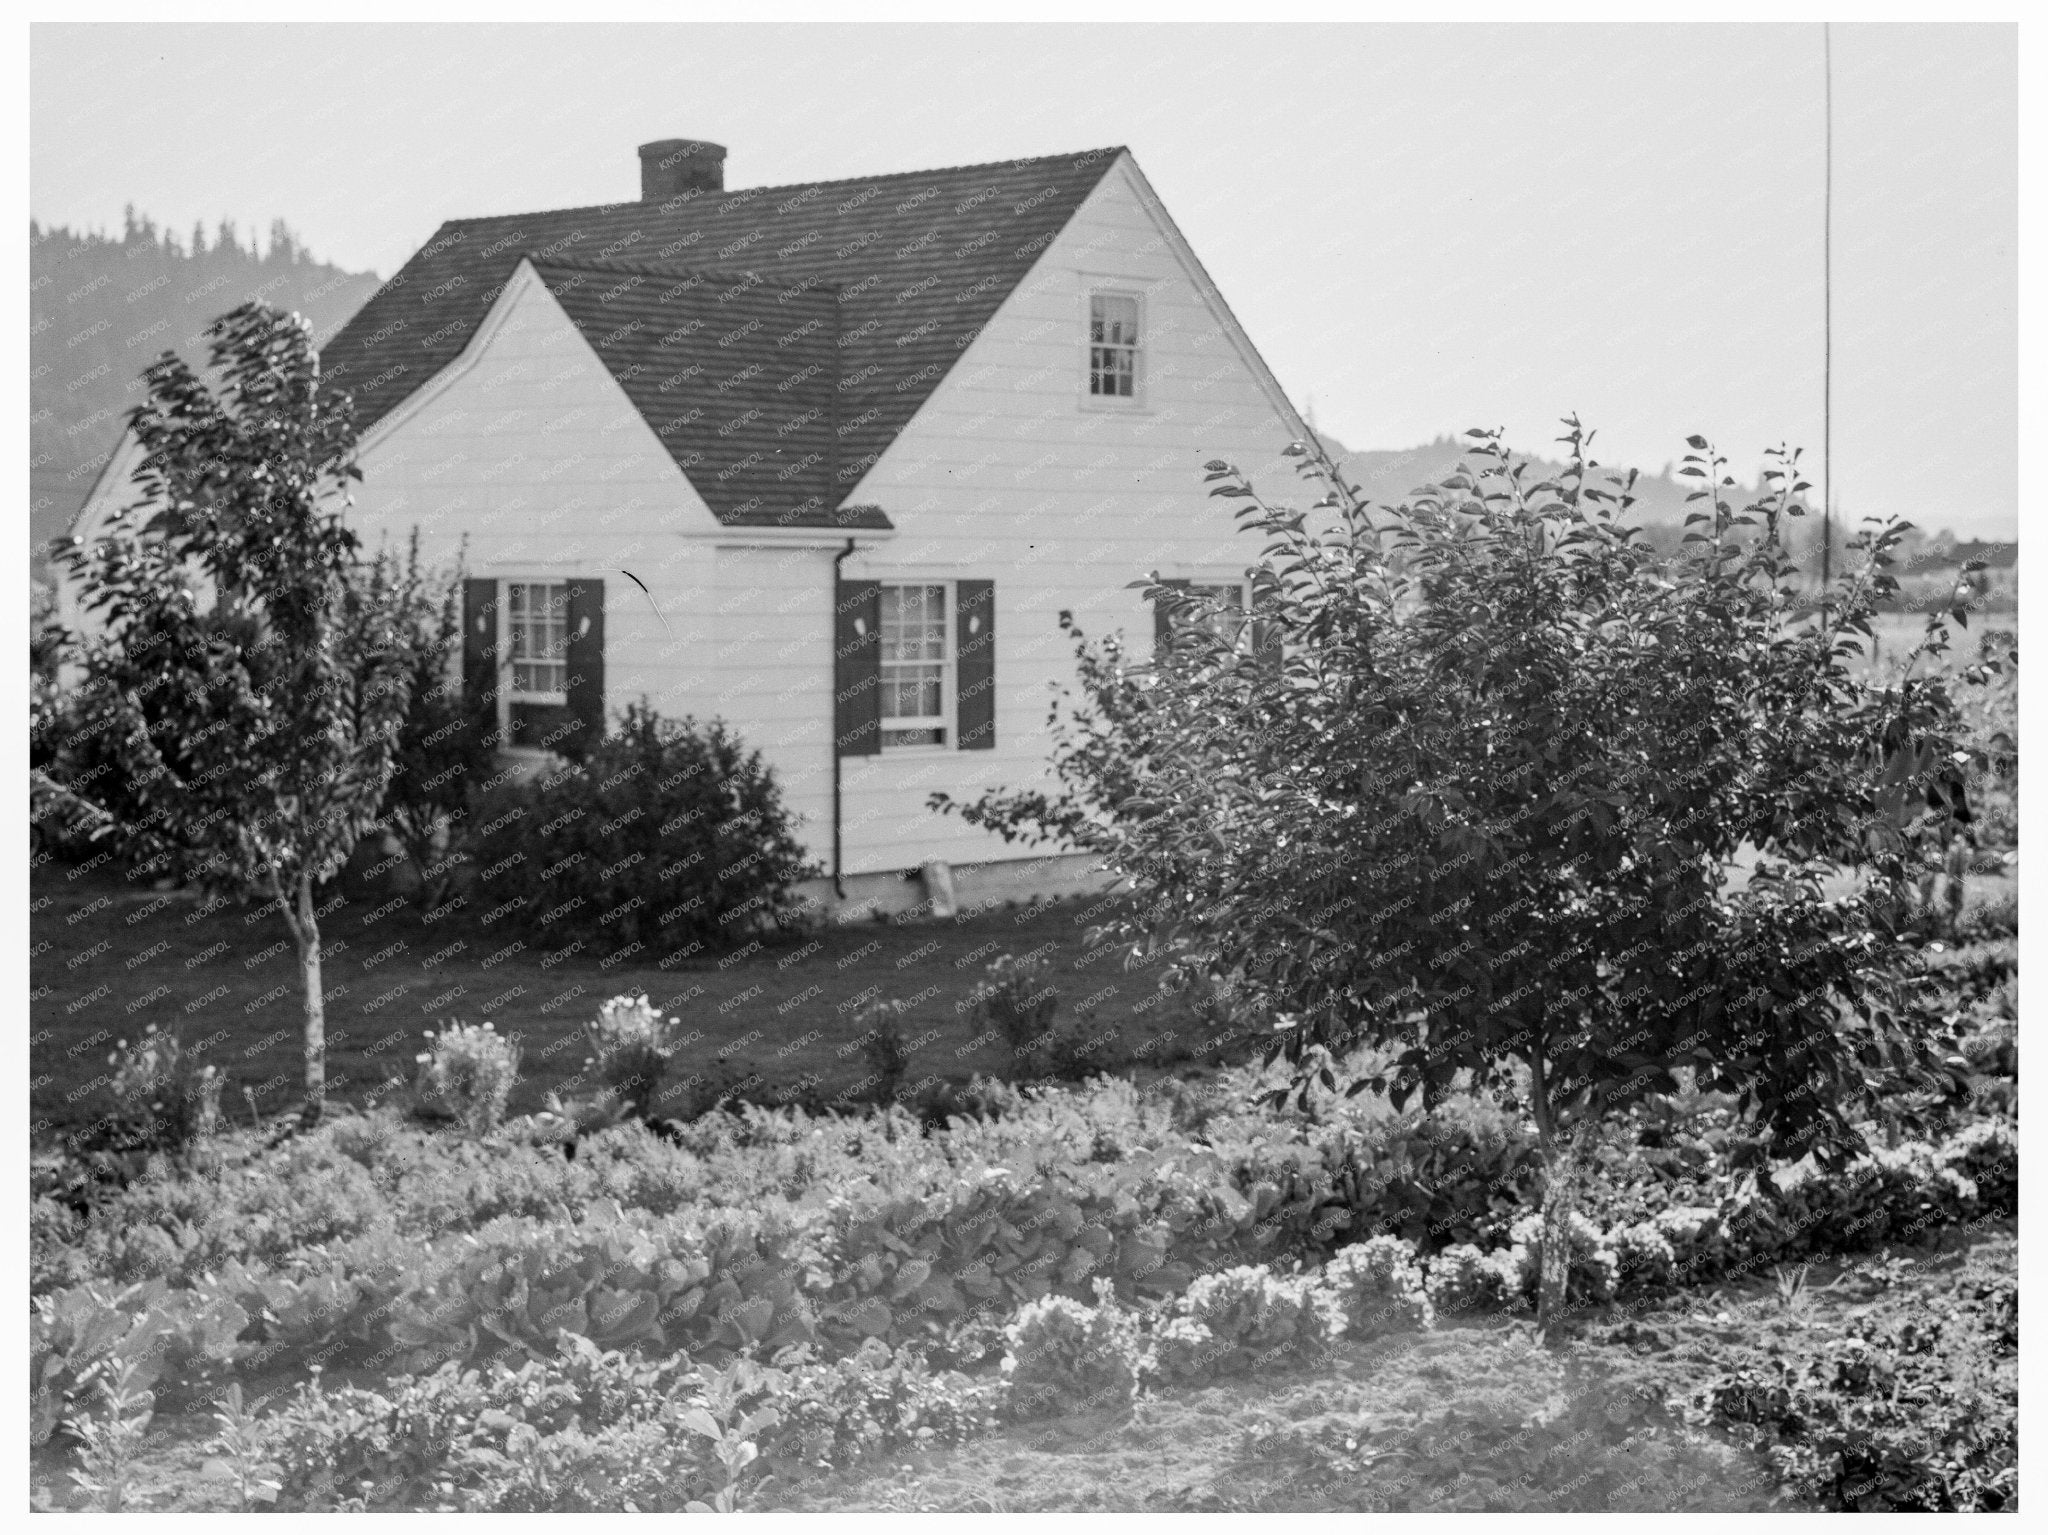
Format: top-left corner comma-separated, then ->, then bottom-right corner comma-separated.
1090,295 -> 1138,345
507,582 -> 568,695
1089,297 -> 1140,400
879,583 -> 949,741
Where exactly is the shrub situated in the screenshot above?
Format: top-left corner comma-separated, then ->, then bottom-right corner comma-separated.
1609,1221 -> 1678,1296
1650,1205 -> 1731,1285
583,993 -> 682,1119
1939,1117 -> 2017,1214
413,1021 -> 521,1135
1040,1013 -> 1127,1084
1144,1313 -> 1221,1383
999,1281 -> 1145,1419
1504,1210 -> 1621,1306
463,703 -> 818,958
966,951 -> 1060,1070
850,997 -> 913,1104
1421,1243 -> 1520,1320
1170,1264 -> 1339,1377
102,1025 -> 223,1157
1321,1235 -> 1434,1339
945,426 -> 1979,1335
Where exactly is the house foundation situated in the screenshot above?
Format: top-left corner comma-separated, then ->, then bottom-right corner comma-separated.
792,851 -> 1122,927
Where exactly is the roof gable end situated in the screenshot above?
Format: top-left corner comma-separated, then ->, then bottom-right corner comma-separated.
322,148 -> 1125,526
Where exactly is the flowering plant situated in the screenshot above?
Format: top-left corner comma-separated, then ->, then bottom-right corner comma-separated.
584,994 -> 682,1119
415,1020 -> 521,1134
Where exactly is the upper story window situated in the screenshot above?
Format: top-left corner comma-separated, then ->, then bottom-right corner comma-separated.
506,580 -> 569,703
1089,292 -> 1141,400
880,582 -> 951,748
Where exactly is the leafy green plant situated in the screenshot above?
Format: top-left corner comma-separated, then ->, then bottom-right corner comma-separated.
1321,1235 -> 1434,1339
1770,1261 -> 1815,1315
32,1278 -> 249,1444
999,1279 -> 1145,1418
681,1358 -> 782,1511
1167,1264 -> 1338,1378
851,997 -> 914,1104
966,952 -> 1060,1071
1503,1209 -> 1622,1308
583,992 -> 682,1119
1697,1274 -> 2017,1510
1040,1012 -> 1126,1084
199,1382 -> 283,1509
103,1023 -> 223,1156
63,1352 -> 158,1511
413,1020 -> 521,1135
463,702 -> 818,958
1421,1242 -> 1521,1320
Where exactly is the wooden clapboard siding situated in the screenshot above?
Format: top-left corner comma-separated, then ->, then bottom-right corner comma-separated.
346,263 -> 728,763
829,158 -> 1304,875
63,153 -> 1310,887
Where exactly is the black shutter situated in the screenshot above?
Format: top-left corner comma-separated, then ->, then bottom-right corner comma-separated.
564,578 -> 606,761
1252,582 -> 1282,668
461,578 -> 503,752
835,579 -> 881,757
956,579 -> 995,750
1151,578 -> 1191,652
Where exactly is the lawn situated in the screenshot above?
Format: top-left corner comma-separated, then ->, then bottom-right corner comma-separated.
29,861 -> 1202,1139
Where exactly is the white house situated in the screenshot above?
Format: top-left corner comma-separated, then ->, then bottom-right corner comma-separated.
62,138 -> 1311,920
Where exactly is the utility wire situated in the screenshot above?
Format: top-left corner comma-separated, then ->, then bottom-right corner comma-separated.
1822,22 -> 1834,602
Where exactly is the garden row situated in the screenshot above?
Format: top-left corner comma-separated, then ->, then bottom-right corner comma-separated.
35,1045 -> 2017,1444
46,1164 -> 2017,1513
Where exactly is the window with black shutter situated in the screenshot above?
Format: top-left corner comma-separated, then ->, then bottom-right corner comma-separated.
956,579 -> 995,751
459,576 -> 605,760
834,578 -> 881,757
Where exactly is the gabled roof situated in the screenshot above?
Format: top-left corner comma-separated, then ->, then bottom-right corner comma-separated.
323,148 -> 1127,528
530,258 -> 880,528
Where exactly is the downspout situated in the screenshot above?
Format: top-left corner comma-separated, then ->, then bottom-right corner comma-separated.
831,536 -> 856,900
827,282 -> 848,901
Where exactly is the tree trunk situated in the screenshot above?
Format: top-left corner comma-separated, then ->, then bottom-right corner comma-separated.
294,874 -> 326,1128
1537,1125 -> 1589,1338
1527,1050 -> 1588,1341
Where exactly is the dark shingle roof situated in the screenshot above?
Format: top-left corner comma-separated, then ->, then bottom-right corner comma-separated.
324,148 -> 1126,527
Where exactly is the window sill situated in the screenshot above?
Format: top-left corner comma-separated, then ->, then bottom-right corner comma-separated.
1078,398 -> 1152,415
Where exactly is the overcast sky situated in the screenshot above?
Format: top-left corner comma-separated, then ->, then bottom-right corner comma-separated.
31,22 -> 2017,537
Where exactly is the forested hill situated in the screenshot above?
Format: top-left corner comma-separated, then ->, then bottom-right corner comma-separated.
29,212 -> 382,569
1312,430 -> 1834,563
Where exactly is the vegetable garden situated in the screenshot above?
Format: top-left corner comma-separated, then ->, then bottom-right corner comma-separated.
31,913 -> 2018,1510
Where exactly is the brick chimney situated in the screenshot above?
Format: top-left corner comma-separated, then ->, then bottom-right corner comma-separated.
638,139 -> 726,200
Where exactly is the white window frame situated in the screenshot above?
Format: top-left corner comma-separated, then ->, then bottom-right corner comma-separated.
1084,289 -> 1145,408
877,579 -> 955,753
498,578 -> 570,747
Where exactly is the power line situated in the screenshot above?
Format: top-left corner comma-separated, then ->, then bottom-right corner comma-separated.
1822,21 -> 1833,600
